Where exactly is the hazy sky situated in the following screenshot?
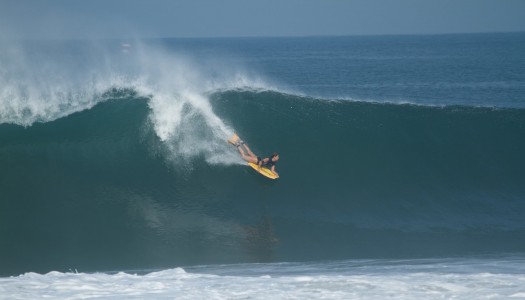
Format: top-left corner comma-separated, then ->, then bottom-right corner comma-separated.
1,0 -> 525,39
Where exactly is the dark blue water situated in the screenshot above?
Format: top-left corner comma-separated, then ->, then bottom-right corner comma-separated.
1,33 -> 524,277
159,33 -> 525,107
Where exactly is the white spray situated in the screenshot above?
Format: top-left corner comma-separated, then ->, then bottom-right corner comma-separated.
0,40 -> 271,166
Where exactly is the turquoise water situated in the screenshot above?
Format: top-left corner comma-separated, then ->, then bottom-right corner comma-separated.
1,33 -> 524,298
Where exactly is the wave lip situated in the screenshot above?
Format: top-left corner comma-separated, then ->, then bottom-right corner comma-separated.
0,40 -> 277,166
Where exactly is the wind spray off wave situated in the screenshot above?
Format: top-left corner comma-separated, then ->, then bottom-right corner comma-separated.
0,40 -> 272,165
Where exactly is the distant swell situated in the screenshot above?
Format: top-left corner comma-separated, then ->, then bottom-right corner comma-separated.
1,89 -> 525,276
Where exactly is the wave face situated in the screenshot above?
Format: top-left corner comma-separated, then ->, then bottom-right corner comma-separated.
1,89 -> 525,276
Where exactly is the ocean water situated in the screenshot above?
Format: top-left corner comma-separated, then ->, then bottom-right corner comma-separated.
1,33 -> 525,299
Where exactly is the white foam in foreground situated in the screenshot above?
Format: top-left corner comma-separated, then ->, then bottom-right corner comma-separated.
1,258 -> 524,300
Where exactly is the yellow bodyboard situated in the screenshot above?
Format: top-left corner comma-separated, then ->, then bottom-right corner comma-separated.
247,162 -> 279,180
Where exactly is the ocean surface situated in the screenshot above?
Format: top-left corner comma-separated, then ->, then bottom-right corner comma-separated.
1,33 -> 525,299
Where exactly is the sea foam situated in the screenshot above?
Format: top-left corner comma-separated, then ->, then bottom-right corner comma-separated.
1,259 -> 524,300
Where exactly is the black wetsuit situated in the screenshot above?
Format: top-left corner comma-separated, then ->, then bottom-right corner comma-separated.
258,156 -> 277,167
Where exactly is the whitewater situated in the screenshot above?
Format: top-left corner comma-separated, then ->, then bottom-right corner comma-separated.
2,258 -> 525,300
1,33 -> 525,299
